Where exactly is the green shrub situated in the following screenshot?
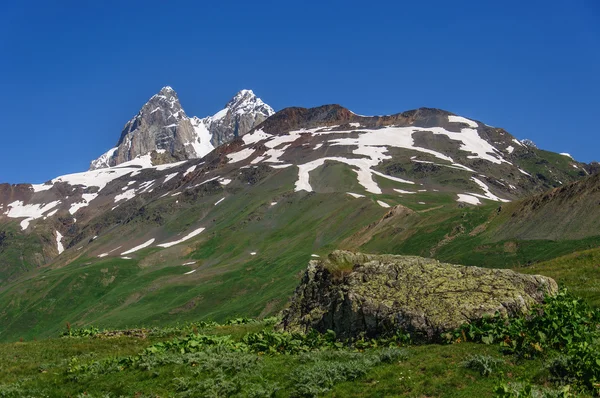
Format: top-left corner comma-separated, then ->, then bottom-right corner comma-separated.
462,354 -> 504,376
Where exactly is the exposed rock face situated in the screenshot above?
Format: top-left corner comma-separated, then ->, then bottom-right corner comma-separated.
201,89 -> 274,147
90,87 -> 197,169
90,88 -> 274,170
279,250 -> 558,341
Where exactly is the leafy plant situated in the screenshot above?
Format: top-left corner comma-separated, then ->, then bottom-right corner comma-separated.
462,354 -> 504,376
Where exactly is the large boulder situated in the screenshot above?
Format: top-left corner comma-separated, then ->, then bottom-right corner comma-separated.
279,251 -> 558,341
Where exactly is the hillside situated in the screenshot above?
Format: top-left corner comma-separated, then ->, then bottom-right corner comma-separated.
0,98 -> 597,342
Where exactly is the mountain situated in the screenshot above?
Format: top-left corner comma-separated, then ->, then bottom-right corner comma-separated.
0,98 -> 597,341
90,87 -> 274,170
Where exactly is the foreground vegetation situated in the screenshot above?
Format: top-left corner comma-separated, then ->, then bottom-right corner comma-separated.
1,290 -> 599,397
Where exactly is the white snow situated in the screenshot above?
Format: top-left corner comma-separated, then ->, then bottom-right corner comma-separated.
98,246 -> 122,258
215,198 -> 225,206
171,192 -> 182,196
56,231 -> 64,254
31,183 -> 53,192
219,178 -> 232,185
512,138 -> 525,147
114,189 -> 136,203
346,192 -> 365,198
311,254 -> 320,257
289,123 -> 507,193
212,108 -> 229,121
227,148 -> 255,163
457,194 -> 482,205
448,115 -> 478,128
506,145 -> 514,154
184,269 -> 197,275
270,201 -> 277,206
377,200 -> 391,208
155,161 -> 187,171
269,164 -> 293,169
242,129 -> 271,145
184,165 -> 197,177
89,147 -> 118,170
418,202 -> 426,205
518,168 -> 532,177
188,118 -> 215,158
137,180 -> 155,193
182,261 -> 196,266
5,200 -> 61,230
121,238 -> 155,255
250,252 -> 257,255
468,177 -> 511,202
188,176 -> 219,189
560,153 -> 573,159
296,157 -> 401,194
394,189 -> 416,194
371,170 -> 414,184
45,209 -> 58,217
157,227 -> 205,248
121,256 -> 132,260
314,143 -> 323,150
412,159 -> 476,172
349,123 -> 361,128
164,172 -> 179,183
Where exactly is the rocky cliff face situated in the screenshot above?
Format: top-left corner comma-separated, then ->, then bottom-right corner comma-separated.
279,251 -> 558,341
200,89 -> 274,147
90,87 -> 274,170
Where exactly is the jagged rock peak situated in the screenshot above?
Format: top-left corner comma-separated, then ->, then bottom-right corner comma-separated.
205,89 -> 275,147
225,89 -> 274,115
90,86 -> 196,170
90,87 -> 275,170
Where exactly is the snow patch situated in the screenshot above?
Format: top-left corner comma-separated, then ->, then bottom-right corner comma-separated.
5,200 -> 61,230
121,239 -> 155,255
377,200 -> 391,208
164,172 -> 179,183
227,148 -> 255,163
346,192 -> 365,198
468,177 -> 511,202
457,194 -> 481,205
215,198 -> 225,206
56,231 -> 64,254
184,165 -> 197,177
394,189 -> 416,194
448,115 -> 478,128
157,227 -> 205,248
114,189 -> 136,203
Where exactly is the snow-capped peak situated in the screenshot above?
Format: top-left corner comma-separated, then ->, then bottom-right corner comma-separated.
90,87 -> 275,169
225,89 -> 274,116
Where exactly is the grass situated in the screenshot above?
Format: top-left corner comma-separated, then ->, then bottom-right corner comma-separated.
0,316 -> 589,398
517,247 -> 600,307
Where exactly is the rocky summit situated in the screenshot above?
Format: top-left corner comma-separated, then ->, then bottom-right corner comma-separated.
90,87 -> 273,170
279,250 -> 558,341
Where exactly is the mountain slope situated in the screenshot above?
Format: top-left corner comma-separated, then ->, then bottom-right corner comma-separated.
0,101 -> 596,341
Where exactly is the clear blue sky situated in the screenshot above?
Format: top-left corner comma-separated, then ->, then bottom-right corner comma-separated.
1,0 -> 598,184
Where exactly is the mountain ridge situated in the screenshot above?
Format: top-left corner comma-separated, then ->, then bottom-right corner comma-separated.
0,95 -> 598,342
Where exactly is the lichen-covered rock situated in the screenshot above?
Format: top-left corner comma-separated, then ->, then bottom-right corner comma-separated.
279,251 -> 558,341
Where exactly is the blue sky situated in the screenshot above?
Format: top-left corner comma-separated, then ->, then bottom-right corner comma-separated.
1,0 -> 598,184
